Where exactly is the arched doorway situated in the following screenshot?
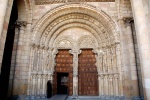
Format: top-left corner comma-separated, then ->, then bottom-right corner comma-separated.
28,3 -> 122,98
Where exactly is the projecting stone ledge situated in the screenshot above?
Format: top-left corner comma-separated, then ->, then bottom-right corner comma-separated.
35,0 -> 115,5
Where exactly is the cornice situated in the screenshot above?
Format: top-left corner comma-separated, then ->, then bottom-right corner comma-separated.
35,0 -> 115,5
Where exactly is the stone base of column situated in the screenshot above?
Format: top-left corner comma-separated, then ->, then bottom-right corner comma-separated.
40,95 -> 46,99
26,95 -> 47,99
24,95 -> 30,99
99,96 -> 125,100
35,95 -> 41,99
132,96 -> 144,100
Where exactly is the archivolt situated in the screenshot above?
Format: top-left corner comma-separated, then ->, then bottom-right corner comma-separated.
46,22 -> 102,47
32,3 -> 120,46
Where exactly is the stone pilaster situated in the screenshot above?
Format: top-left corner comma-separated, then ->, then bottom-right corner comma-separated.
12,21 -> 27,95
124,18 -> 139,97
42,74 -> 47,96
32,74 -> 36,95
98,74 -> 104,96
131,0 -> 150,99
15,21 -> 27,68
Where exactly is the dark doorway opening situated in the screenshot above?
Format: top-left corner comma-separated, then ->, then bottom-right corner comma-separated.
57,73 -> 69,95
0,0 -> 18,99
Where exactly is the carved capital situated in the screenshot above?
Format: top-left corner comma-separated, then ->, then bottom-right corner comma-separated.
37,74 -> 42,78
32,74 -> 37,79
98,74 -> 104,78
29,43 -> 36,49
114,74 -> 119,78
52,48 -> 58,55
93,48 -> 103,56
44,46 -> 49,50
69,49 -> 81,55
16,21 -> 27,28
123,17 -> 133,26
115,43 -> 121,51
40,45 -> 45,49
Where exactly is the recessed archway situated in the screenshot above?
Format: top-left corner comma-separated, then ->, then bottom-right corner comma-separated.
28,3 -> 123,97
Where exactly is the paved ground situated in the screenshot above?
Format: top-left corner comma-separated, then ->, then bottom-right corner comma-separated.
22,96 -> 124,100
10,95 -> 144,100
11,95 -> 128,100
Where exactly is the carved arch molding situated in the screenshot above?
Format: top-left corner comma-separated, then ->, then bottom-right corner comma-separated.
27,3 -> 123,97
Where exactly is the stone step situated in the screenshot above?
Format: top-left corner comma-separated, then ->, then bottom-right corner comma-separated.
49,94 -> 68,100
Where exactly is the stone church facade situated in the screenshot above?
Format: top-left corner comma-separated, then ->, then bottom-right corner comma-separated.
0,0 -> 150,100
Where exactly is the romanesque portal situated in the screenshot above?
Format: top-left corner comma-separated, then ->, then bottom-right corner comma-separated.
27,4 -> 123,97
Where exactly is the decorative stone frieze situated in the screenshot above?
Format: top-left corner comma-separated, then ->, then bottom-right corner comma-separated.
35,0 -> 115,5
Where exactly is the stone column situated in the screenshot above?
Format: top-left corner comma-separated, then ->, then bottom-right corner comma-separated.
116,43 -> 123,96
42,47 -> 47,72
124,18 -> 139,97
69,49 -> 81,97
98,74 -> 104,96
93,48 -> 103,96
36,46 -> 40,71
131,0 -> 150,99
32,74 -> 36,95
114,74 -> 119,96
37,74 -> 41,96
0,0 -> 8,38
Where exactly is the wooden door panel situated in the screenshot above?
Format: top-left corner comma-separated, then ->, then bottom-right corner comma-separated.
53,49 -> 73,95
78,49 -> 98,96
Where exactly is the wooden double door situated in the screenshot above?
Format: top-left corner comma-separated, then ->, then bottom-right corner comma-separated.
53,49 -> 98,96
78,49 -> 98,96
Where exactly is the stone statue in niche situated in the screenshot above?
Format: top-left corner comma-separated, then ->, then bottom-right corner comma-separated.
103,50 -> 107,72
